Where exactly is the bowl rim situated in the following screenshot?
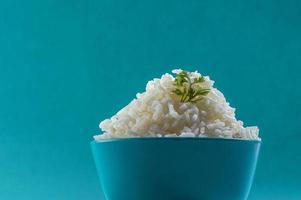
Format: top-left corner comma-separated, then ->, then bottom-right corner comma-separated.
91,137 -> 261,144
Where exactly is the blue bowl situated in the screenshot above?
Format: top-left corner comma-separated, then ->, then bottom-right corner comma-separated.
91,137 -> 261,200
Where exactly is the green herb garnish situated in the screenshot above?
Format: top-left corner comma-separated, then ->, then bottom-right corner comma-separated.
172,70 -> 210,103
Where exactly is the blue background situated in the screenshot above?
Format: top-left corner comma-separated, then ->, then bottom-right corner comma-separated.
0,0 -> 300,199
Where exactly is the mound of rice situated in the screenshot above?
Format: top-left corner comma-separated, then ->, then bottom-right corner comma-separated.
94,69 -> 260,140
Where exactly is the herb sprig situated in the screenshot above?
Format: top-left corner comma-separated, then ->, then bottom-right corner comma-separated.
172,70 -> 210,103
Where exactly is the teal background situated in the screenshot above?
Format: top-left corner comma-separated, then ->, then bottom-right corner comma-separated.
0,0 -> 300,199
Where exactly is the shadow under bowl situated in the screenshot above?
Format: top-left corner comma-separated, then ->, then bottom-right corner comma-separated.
91,137 -> 261,200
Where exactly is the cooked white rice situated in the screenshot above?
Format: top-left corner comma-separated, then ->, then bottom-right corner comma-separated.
94,69 -> 260,141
